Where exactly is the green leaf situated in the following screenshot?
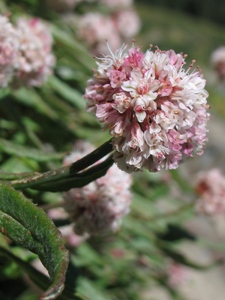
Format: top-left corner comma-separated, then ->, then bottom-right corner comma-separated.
12,88 -> 58,120
0,183 -> 69,299
73,243 -> 103,267
159,243 -> 220,270
51,25 -> 94,72
157,224 -> 196,242
0,157 -> 38,173
48,76 -> 86,110
0,138 -> 64,162
76,277 -> 113,300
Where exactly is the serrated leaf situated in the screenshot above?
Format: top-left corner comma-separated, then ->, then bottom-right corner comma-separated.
0,183 -> 69,299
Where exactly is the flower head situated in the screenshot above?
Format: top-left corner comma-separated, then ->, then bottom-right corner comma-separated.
84,43 -> 210,173
167,262 -> 189,287
113,9 -> 141,39
63,140 -> 132,235
195,168 -> 225,215
0,15 -> 19,87
13,17 -> 55,87
211,46 -> 225,83
77,12 -> 121,55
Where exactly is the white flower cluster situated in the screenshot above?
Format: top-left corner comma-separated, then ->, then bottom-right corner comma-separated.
0,16 -> 19,88
85,44 -> 209,173
63,140 -> 132,235
0,15 -> 55,88
13,18 -> 55,87
77,12 -> 121,55
59,0 -> 140,55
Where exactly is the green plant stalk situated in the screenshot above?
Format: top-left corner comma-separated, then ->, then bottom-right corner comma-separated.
7,139 -> 113,191
35,154 -> 114,192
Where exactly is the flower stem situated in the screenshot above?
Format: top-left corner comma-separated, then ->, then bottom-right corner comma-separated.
7,139 -> 113,191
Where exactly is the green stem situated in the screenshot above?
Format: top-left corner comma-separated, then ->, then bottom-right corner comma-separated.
0,171 -> 38,181
8,139 -> 113,191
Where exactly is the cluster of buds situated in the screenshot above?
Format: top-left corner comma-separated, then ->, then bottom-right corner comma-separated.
62,140 -> 132,235
0,15 -> 55,88
84,43 -> 210,173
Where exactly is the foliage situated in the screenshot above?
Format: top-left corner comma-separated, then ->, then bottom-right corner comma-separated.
138,0 -> 225,26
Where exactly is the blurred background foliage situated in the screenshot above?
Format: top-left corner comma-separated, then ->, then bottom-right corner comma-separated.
138,0 -> 225,26
0,0 -> 225,300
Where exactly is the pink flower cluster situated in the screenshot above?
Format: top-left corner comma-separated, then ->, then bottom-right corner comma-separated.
195,168 -> 225,215
0,16 -> 19,88
84,43 -> 209,173
0,15 -> 55,88
76,9 -> 140,55
211,46 -> 225,83
63,140 -> 132,235
13,18 -> 55,87
167,262 -> 189,287
77,12 -> 121,56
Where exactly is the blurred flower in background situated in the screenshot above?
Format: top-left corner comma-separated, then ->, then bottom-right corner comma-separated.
77,12 -> 122,55
48,207 -> 88,247
112,9 -> 141,39
195,168 -> 225,215
13,17 -> 55,87
0,15 -> 19,88
62,140 -> 132,235
61,0 -> 141,55
167,262 -> 190,287
211,46 -> 225,84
